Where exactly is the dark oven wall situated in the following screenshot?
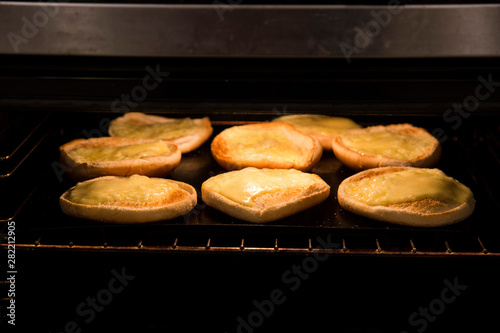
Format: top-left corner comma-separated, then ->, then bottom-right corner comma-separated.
2,55 -> 500,116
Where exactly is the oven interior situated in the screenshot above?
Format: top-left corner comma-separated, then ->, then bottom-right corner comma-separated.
1,55 -> 500,332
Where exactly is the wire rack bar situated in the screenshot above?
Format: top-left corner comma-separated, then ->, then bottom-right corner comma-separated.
4,242 -> 498,257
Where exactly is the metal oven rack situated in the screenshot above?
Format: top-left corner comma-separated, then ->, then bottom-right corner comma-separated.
9,233 -> 497,257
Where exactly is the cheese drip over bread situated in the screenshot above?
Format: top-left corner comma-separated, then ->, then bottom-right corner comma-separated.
222,127 -> 302,163
205,168 -> 318,207
68,175 -> 180,205
343,168 -> 473,206
110,118 -> 201,139
341,129 -> 436,160
67,141 -> 172,163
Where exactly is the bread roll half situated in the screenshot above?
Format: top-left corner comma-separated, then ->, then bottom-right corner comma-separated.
211,122 -> 322,171
202,167 -> 330,223
273,114 -> 361,150
337,167 -> 475,227
108,112 -> 213,153
60,137 -> 181,181
60,175 -> 197,223
332,124 -> 441,171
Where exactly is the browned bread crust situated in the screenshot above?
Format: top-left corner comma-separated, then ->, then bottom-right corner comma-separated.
337,167 -> 475,227
201,168 -> 330,223
60,176 -> 197,223
211,122 -> 323,171
332,124 -> 441,171
272,114 -> 361,150
60,137 -> 181,181
108,112 -> 213,153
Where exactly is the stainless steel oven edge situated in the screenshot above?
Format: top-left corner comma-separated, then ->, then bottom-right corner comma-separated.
1,3 -> 500,58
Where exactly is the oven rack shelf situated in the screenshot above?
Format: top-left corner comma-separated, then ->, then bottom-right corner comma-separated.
2,114 -> 500,260
4,233 -> 499,257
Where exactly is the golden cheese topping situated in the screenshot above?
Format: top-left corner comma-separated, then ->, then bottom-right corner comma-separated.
205,167 -> 320,207
343,168 -> 473,206
68,175 -> 180,205
222,127 -> 303,163
110,118 -> 201,139
341,128 -> 436,160
68,141 -> 173,163
274,115 -> 360,136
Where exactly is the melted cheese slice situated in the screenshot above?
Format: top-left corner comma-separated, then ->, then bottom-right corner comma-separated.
222,127 -> 303,163
341,129 -> 436,160
68,141 -> 173,163
68,175 -> 180,205
205,168 -> 318,207
343,168 -> 473,206
111,118 -> 200,139
275,115 -> 360,136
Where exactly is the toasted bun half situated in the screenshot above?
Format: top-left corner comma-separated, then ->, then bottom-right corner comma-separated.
337,167 -> 475,227
332,124 -> 441,171
60,137 -> 181,181
108,112 -> 213,153
202,167 -> 330,223
273,114 -> 361,150
60,175 -> 197,223
211,122 -> 322,171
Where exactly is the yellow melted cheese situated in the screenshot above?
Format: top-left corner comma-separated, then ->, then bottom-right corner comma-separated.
275,115 -> 360,136
206,168 -> 319,207
111,118 -> 200,139
343,168 -> 473,206
224,127 -> 302,163
68,141 -> 172,163
68,174 -> 180,205
341,129 -> 436,160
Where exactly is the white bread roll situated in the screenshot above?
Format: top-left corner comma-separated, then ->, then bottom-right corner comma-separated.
60,137 -> 181,181
337,167 -> 475,227
272,114 -> 361,150
332,124 -> 441,171
201,167 -> 330,223
108,112 -> 213,153
211,122 -> 322,171
60,175 -> 197,223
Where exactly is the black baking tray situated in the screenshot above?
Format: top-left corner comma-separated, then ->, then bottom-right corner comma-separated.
8,112 -> 500,254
